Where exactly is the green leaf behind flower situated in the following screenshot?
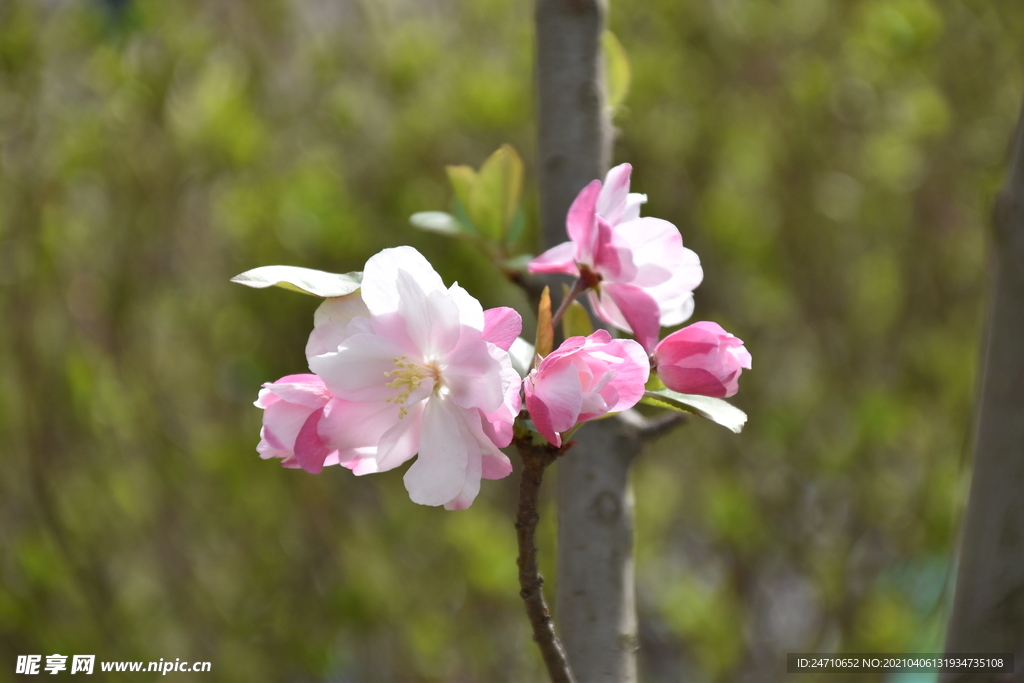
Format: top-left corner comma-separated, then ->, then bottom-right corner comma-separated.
640,388 -> 747,433
231,265 -> 362,297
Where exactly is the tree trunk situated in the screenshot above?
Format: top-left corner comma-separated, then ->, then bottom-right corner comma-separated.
535,2 -> 639,682
941,102 -> 1024,683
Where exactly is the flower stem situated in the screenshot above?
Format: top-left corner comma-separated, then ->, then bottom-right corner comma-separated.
514,437 -> 577,683
549,277 -> 588,330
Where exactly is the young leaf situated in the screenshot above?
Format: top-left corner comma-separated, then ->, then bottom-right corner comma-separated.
559,282 -> 593,339
563,300 -> 594,339
536,286 -> 554,358
498,253 -> 535,272
642,388 -> 747,433
446,165 -> 477,212
645,373 -> 666,391
451,198 -> 477,235
231,265 -> 362,298
409,211 -> 469,236
470,144 -> 523,240
506,207 -> 526,245
602,30 -> 632,113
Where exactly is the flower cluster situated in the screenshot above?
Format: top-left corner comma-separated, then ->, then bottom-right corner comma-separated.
258,247 -> 521,510
528,163 -> 750,396
248,163 -> 749,509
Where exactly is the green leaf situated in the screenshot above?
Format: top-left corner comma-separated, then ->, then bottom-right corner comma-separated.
498,253 -> 535,272
446,165 -> 477,211
469,144 -> 523,240
409,211 -> 469,236
642,388 -> 747,433
451,198 -> 477,235
603,30 -> 632,113
231,265 -> 362,298
506,207 -> 526,245
645,373 -> 666,391
640,394 -> 687,412
562,299 -> 593,339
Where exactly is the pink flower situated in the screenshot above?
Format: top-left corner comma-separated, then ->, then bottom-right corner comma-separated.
524,330 -> 650,447
306,246 -> 522,510
255,374 -> 339,474
652,321 -> 751,398
528,163 -> 703,353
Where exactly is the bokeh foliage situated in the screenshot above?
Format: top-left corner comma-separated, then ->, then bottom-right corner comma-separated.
0,0 -> 1021,681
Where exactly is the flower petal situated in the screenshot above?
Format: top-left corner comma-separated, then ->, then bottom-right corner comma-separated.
596,163 -> 632,226
305,294 -> 371,358
591,218 -> 638,282
443,451 -> 483,511
481,451 -> 513,480
448,282 -> 486,331
612,217 -> 684,288
293,407 -> 335,474
396,269 -> 462,360
482,307 -> 523,351
360,246 -> 447,316
622,193 -> 647,222
599,283 -> 663,354
309,333 -> 409,402
528,241 -> 579,276
317,397 -> 400,453
404,398 -> 471,506
566,179 -> 603,264
375,401 -> 425,472
257,374 -> 331,409
525,358 -> 583,446
479,347 -> 522,447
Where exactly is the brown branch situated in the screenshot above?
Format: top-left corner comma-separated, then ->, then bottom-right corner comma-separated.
514,437 -> 577,683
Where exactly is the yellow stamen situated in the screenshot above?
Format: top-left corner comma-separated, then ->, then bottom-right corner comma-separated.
383,355 -> 437,418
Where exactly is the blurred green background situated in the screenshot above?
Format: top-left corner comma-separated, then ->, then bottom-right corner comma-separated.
1,0 -> 1021,681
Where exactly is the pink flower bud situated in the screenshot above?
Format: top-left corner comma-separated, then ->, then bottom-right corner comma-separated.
652,322 -> 751,398
524,330 -> 650,447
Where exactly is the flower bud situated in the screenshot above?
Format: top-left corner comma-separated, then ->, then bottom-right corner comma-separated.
524,330 -> 649,447
653,322 -> 751,398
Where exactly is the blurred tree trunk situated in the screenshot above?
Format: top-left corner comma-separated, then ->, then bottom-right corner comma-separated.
941,103 -> 1024,683
535,2 -> 639,682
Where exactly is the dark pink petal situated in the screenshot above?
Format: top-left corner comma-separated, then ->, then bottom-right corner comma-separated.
482,307 -> 523,351
657,367 -> 730,398
293,407 -> 335,474
602,283 -> 662,354
525,387 -> 560,447
591,218 -> 638,282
